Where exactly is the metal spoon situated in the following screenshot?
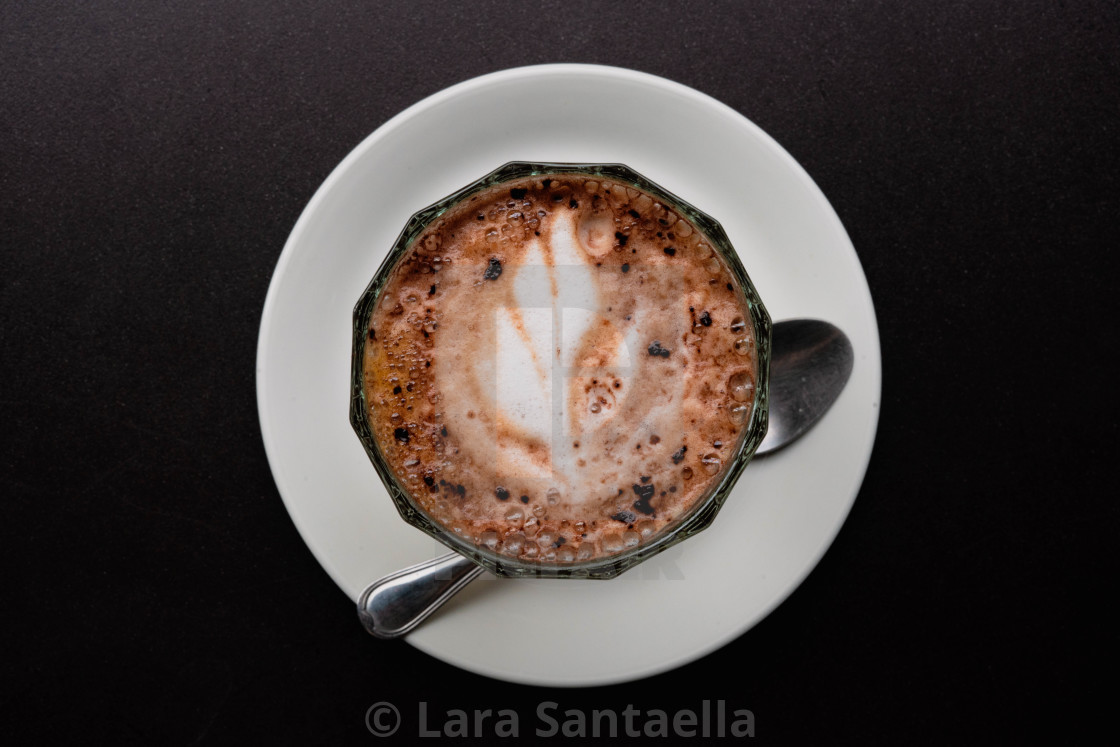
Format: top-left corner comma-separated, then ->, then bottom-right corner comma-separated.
358,318 -> 854,639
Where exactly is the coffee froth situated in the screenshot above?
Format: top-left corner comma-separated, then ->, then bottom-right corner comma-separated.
362,173 -> 759,565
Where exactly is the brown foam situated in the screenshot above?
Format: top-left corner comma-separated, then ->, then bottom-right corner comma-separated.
363,174 -> 758,564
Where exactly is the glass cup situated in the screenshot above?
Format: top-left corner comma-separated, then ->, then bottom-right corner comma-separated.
350,162 -> 770,578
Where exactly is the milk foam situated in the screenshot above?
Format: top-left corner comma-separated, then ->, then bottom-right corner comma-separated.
363,174 -> 758,564
488,212 -> 651,496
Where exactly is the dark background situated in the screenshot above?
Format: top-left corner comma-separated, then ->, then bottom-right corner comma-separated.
3,1 -> 1116,743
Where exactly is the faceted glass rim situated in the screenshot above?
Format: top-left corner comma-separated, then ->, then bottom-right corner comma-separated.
350,161 -> 771,579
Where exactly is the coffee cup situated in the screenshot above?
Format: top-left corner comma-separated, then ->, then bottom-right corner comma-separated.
351,162 -> 770,578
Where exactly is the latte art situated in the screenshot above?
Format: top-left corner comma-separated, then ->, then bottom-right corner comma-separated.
362,173 -> 758,564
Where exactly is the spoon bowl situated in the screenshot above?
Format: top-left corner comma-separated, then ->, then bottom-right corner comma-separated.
760,319 -> 854,454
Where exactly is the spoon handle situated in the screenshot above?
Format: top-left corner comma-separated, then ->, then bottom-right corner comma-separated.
357,552 -> 484,638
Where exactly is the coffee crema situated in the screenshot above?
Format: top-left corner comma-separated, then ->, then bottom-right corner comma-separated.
362,173 -> 758,564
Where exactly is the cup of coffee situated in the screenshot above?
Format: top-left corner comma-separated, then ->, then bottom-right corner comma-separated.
350,162 -> 770,578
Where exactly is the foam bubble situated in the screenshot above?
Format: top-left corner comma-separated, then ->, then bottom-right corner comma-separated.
729,371 -> 755,402
702,454 -> 722,475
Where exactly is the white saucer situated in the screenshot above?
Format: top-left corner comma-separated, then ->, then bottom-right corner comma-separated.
257,64 -> 880,686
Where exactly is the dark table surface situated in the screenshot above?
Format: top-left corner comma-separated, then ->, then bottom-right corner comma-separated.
4,1 -> 1116,743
